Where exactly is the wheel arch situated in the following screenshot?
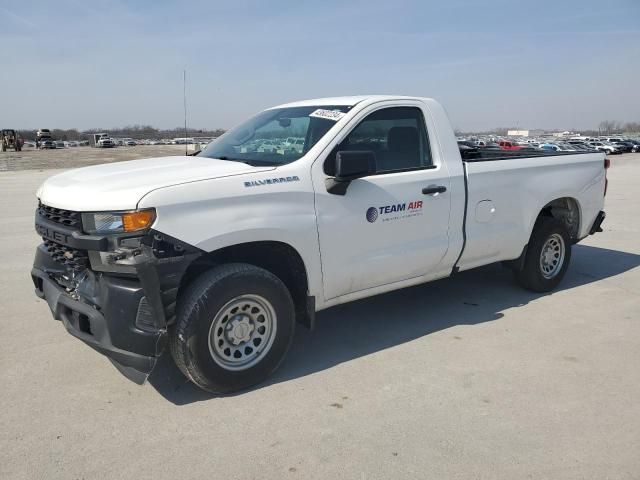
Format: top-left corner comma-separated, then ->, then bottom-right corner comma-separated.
508,196 -> 582,272
535,196 -> 581,243
179,240 -> 314,328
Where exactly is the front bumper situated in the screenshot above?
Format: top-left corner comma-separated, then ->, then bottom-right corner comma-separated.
32,260 -> 159,383
32,244 -> 170,383
31,222 -> 201,383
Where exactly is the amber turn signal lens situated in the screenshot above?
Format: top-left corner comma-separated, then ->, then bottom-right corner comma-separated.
122,209 -> 156,232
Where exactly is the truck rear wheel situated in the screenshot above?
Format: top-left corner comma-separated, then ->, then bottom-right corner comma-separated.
515,217 -> 571,293
169,263 -> 295,394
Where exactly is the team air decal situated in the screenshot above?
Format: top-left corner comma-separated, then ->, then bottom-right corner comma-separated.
244,176 -> 300,187
366,201 -> 423,223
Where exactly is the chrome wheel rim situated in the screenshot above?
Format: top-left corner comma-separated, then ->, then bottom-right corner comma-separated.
539,233 -> 565,279
208,294 -> 277,371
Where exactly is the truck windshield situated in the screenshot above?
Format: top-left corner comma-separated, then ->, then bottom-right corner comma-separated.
199,105 -> 351,166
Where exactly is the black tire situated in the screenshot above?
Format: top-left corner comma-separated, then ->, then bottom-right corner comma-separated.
515,217 -> 572,293
169,263 -> 295,394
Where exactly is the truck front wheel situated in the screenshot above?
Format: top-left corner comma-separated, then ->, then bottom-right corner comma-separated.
169,263 -> 296,394
515,217 -> 572,293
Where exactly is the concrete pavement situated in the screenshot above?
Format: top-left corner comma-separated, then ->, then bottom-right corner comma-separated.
1,154 -> 638,479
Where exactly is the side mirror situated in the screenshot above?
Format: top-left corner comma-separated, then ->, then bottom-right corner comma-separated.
326,151 -> 376,195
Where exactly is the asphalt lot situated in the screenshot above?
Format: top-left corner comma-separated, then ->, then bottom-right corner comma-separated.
1,151 -> 639,479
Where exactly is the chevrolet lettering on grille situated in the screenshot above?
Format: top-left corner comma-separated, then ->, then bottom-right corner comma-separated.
35,223 -> 70,244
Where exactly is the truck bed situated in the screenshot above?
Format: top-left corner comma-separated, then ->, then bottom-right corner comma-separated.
457,150 -> 606,271
460,148 -> 596,162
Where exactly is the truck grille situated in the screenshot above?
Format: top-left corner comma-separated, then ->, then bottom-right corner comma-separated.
38,203 -> 82,228
43,240 -> 89,271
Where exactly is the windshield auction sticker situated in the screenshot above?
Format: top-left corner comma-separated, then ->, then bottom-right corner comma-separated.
309,109 -> 346,121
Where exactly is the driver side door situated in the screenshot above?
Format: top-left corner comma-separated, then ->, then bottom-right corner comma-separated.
314,103 -> 451,300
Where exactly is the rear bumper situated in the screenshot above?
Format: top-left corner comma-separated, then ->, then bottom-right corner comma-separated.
589,210 -> 606,235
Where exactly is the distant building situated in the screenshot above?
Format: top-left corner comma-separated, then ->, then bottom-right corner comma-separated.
552,131 -> 575,138
507,129 -> 544,137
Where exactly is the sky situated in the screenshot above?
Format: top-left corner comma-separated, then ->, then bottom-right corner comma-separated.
1,0 -> 639,132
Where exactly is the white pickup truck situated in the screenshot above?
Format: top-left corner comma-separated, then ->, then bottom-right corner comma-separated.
32,96 -> 607,393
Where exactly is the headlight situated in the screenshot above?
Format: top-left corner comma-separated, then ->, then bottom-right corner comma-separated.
82,208 -> 156,234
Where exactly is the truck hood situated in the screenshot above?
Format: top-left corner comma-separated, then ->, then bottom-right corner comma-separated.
37,156 -> 275,211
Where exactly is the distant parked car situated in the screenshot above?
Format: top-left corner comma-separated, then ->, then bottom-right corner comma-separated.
569,143 -> 595,152
40,139 -> 56,149
124,140 -> 137,146
519,145 -> 542,152
557,143 -> 579,152
498,140 -> 523,151
602,141 -> 625,153
540,143 -> 577,152
97,137 -> 116,148
291,138 -> 305,153
587,142 -> 620,154
540,143 -> 560,151
257,139 -> 279,153
625,139 -> 640,152
610,141 -> 634,153
567,140 -> 599,151
36,129 -> 52,140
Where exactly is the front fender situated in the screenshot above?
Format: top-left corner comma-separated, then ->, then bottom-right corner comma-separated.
138,177 -> 323,301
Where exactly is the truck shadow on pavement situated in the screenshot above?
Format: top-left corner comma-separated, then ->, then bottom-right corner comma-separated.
148,244 -> 640,405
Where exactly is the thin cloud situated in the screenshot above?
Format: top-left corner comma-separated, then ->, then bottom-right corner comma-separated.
0,7 -> 36,29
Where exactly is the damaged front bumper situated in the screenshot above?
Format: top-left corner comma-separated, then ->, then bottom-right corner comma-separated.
32,212 -> 201,384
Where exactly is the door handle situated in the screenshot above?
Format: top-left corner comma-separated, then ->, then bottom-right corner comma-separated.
422,185 -> 447,195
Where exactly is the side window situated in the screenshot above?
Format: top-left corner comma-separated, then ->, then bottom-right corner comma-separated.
325,106 -> 432,175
